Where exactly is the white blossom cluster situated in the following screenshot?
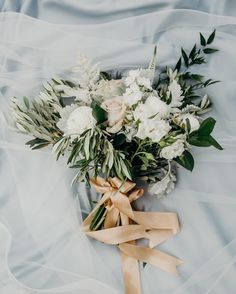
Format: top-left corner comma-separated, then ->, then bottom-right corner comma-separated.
12,47 -> 219,198
51,54 -> 212,197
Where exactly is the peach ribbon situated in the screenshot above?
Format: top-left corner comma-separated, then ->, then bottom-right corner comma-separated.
83,177 -> 183,294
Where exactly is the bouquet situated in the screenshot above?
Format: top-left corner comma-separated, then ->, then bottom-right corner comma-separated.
11,30 -> 222,294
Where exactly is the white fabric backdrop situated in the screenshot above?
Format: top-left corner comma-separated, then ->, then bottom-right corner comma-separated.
0,7 -> 236,294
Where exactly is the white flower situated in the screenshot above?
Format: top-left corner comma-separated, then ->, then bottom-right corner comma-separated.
198,94 -> 212,114
57,105 -> 96,138
68,88 -> 91,103
122,87 -> 143,106
101,97 -> 126,133
95,79 -> 125,100
72,53 -> 100,88
173,113 -> 200,133
149,172 -> 176,198
168,80 -> 184,108
160,138 -> 185,160
69,88 -> 91,103
122,69 -> 154,106
181,104 -> 201,113
125,69 -> 153,88
136,118 -> 171,143
133,95 -> 170,121
167,68 -> 178,82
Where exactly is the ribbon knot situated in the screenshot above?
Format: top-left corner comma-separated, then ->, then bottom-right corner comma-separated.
83,177 -> 183,294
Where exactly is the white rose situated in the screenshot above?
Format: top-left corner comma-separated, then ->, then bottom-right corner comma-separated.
173,113 -> 200,133
136,118 -> 171,143
95,79 -> 125,100
133,95 -> 170,121
101,97 -> 126,133
160,138 -> 185,160
168,80 -> 184,108
57,105 -> 96,138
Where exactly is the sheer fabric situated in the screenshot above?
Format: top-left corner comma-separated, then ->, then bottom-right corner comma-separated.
0,8 -> 236,294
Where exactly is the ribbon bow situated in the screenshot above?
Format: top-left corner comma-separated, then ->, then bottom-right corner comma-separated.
83,177 -> 183,294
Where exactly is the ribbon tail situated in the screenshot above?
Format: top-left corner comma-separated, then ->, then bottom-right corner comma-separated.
119,243 -> 183,276
147,229 -> 176,248
104,207 -> 120,228
86,225 -> 147,245
133,211 -> 180,233
121,250 -> 141,294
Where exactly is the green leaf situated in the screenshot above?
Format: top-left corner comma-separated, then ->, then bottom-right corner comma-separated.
189,44 -> 196,60
108,152 -> 114,170
84,133 -> 91,160
193,57 -> 205,64
203,48 -> 218,54
67,144 -> 79,164
91,100 -> 107,123
191,74 -> 204,82
26,138 -> 50,149
90,205 -> 107,231
188,136 -> 212,147
207,29 -> 216,45
174,150 -> 194,171
148,45 -> 157,71
181,48 -> 189,67
144,152 -> 155,161
188,132 -> 223,150
32,143 -> 50,150
23,96 -> 30,109
174,57 -> 182,72
120,160 -> 132,180
100,71 -> 111,80
206,135 -> 223,150
185,118 -> 191,133
208,80 -> 220,86
198,117 -> 216,136
113,134 -> 126,147
200,33 -> 206,46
